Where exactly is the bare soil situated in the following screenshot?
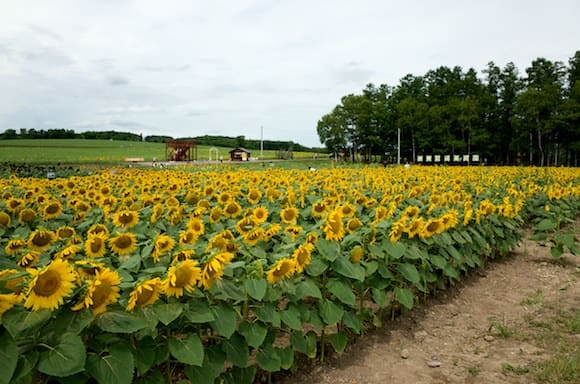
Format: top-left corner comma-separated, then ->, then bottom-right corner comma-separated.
280,233 -> 580,384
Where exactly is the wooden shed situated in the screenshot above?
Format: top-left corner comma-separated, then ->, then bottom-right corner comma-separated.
229,147 -> 251,161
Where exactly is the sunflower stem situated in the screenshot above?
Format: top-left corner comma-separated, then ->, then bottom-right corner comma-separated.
320,328 -> 326,363
166,329 -> 172,383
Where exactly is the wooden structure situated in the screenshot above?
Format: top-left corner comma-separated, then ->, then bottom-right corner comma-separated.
165,140 -> 197,161
229,147 -> 251,161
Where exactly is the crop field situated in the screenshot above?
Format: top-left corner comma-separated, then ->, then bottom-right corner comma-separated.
0,139 -> 321,163
0,165 -> 578,383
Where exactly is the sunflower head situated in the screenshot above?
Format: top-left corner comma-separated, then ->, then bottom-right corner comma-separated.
346,218 -> 363,233
163,259 -> 201,297
293,244 -> 314,272
253,206 -> 268,224
322,210 -> 344,241
280,207 -> 299,224
350,245 -> 364,263
187,218 -> 205,235
247,189 -> 262,205
27,229 -> 56,251
112,209 -> 139,228
0,211 -> 11,228
85,234 -> 108,258
43,201 -> 63,220
88,223 -> 110,238
24,259 -> 76,311
72,267 -> 121,315
126,278 -> 162,312
19,208 -> 37,224
223,201 -> 242,218
5,239 -> 27,255
266,258 -> 296,284
243,227 -> 264,246
109,232 -> 138,257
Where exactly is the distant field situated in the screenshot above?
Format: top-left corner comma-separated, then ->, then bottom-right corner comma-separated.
0,139 -> 324,163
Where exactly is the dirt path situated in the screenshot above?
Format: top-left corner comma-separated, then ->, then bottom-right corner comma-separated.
281,234 -> 580,384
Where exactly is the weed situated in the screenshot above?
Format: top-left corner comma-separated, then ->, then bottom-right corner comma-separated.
466,366 -> 480,377
501,363 -> 530,375
488,317 -> 512,338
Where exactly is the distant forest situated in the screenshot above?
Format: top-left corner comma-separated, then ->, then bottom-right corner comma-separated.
318,51 -> 580,166
0,129 -> 322,152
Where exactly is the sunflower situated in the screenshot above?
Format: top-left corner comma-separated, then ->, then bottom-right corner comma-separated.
54,226 -> 75,240
346,218 -> 363,234
441,210 -> 458,229
199,257 -> 224,290
263,224 -> 282,242
197,199 -> 211,210
171,249 -> 195,264
223,201 -> 242,218
87,223 -> 110,238
339,203 -> 356,217
109,232 -> 138,256
5,239 -> 27,255
179,229 -> 199,246
6,198 -> 24,213
24,259 -> 76,311
305,231 -> 319,244
126,278 -> 162,312
72,267 -> 121,315
350,245 -> 364,263
152,234 -> 175,262
150,203 -> 164,223
165,196 -> 180,208
420,218 -> 445,238
199,252 -> 234,290
311,201 -> 327,217
463,208 -> 473,226
405,218 -> 424,239
374,206 -> 388,223
187,218 -> 205,236
55,244 -> 81,260
162,259 -> 201,297
285,225 -> 303,241
112,209 -> 139,228
322,210 -> 345,241
27,229 -> 56,251
280,207 -> 299,224
0,293 -> 22,315
43,200 -> 63,220
293,243 -> 314,273
217,192 -> 232,205
266,258 -> 296,284
0,211 -> 11,228
247,189 -> 262,205
236,216 -> 256,235
84,234 -> 107,258
18,251 -> 40,268
185,192 -> 200,206
209,206 -> 223,224
243,227 -> 264,246
0,269 -> 26,293
403,206 -> 420,219
253,206 -> 268,224
389,219 -> 407,243
19,208 -> 36,224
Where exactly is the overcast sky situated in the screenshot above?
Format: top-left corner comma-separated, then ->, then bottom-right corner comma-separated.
1,0 -> 579,147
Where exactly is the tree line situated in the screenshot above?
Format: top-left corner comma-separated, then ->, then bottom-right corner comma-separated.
317,51 -> 580,166
0,128 -> 143,141
0,129 -> 322,152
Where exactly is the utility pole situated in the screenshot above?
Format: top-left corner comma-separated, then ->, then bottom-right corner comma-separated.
260,126 -> 264,160
397,127 -> 401,165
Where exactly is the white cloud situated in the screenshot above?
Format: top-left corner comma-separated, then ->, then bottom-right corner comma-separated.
0,0 -> 579,147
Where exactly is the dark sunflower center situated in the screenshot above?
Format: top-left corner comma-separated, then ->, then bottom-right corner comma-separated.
46,204 -> 60,214
115,236 -> 133,249
92,281 -> 112,307
135,288 -> 154,306
173,267 -> 192,288
119,213 -> 135,224
33,270 -> 61,297
32,232 -> 52,247
90,238 -> 104,253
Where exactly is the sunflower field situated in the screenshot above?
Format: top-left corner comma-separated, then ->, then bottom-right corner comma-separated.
0,165 -> 578,384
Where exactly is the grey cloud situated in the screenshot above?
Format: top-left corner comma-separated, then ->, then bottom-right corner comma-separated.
28,25 -> 63,42
99,105 -> 164,115
107,75 -> 130,86
185,111 -> 206,117
332,63 -> 374,84
139,64 -> 191,72
110,119 -> 148,129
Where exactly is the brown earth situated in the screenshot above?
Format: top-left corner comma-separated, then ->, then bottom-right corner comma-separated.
279,232 -> 580,384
